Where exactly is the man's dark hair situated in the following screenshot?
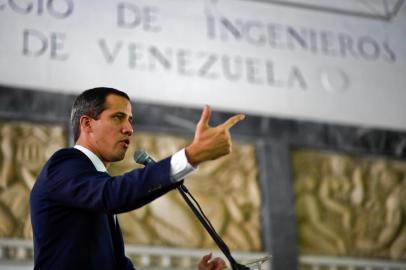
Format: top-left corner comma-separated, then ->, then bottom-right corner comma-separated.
71,87 -> 130,142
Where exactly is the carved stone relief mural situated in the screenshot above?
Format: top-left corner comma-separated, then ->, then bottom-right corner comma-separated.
0,121 -> 67,239
292,149 -> 406,260
109,132 -> 262,252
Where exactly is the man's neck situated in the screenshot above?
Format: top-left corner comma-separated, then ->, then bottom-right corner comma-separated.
74,143 -> 110,171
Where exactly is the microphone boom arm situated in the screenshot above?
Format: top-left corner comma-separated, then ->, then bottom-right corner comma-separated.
134,149 -> 249,270
176,184 -> 249,270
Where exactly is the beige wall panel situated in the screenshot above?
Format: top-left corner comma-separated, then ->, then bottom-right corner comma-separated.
293,149 -> 406,261
0,121 -> 67,239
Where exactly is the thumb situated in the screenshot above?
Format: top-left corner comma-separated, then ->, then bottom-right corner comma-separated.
199,253 -> 213,268
198,105 -> 212,127
202,252 -> 212,262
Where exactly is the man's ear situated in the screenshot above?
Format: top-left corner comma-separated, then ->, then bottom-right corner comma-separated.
79,115 -> 93,134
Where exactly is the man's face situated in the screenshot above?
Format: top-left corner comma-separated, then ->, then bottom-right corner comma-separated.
89,94 -> 133,164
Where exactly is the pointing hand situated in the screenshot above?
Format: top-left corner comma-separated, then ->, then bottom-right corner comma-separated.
186,105 -> 245,167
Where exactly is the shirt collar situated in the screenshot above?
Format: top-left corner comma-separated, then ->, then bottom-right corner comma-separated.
74,145 -> 107,172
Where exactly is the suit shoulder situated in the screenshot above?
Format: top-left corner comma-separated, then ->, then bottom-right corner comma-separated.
47,147 -> 92,168
33,148 -> 90,192
50,147 -> 81,158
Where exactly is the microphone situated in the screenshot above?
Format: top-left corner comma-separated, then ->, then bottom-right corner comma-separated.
134,149 -> 155,165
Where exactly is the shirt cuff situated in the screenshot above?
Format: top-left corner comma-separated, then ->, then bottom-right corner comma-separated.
170,148 -> 196,182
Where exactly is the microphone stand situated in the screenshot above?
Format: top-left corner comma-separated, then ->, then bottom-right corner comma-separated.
177,184 -> 250,270
133,150 -> 250,270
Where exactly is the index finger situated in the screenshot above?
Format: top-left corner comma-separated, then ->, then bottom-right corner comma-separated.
223,114 -> 245,130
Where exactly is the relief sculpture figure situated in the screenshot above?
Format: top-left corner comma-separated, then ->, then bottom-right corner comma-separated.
295,174 -> 346,255
319,157 -> 352,232
0,125 -> 16,236
355,167 -> 405,259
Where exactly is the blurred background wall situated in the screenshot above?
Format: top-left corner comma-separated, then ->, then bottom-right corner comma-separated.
1,1 -> 406,270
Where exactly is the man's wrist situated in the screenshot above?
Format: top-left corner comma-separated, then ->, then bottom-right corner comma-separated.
185,145 -> 200,167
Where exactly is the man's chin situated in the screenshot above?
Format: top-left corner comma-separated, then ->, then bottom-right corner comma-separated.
111,151 -> 127,162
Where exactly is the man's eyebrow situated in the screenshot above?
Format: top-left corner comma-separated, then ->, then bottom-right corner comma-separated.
113,112 -> 133,121
113,112 -> 127,116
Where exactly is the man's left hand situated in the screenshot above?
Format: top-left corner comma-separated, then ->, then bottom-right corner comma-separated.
198,253 -> 227,270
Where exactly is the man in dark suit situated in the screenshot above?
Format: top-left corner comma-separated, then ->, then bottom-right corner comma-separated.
30,87 -> 244,270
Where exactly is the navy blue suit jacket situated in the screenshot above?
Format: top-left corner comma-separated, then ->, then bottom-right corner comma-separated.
30,148 -> 180,270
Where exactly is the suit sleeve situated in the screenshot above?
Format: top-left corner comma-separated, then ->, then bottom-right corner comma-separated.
44,150 -> 180,214
124,256 -> 135,270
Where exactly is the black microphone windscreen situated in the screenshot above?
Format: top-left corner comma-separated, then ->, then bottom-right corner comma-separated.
134,149 -> 148,165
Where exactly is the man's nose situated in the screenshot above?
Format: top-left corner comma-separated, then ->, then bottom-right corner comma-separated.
122,121 -> 134,136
